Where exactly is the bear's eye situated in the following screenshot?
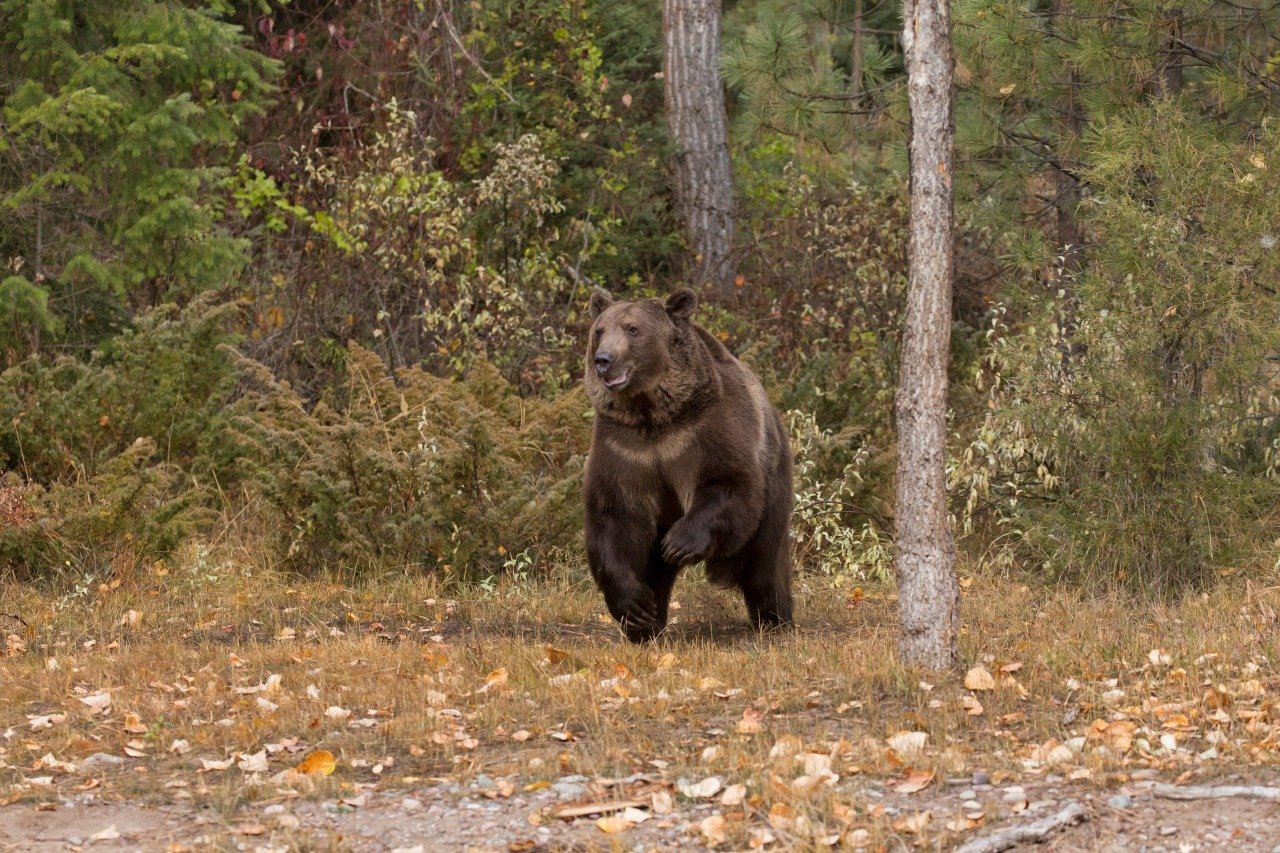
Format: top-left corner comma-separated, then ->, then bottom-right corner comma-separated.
626,325 -> 639,336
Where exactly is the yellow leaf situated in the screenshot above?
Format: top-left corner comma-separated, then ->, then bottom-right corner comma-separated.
964,665 -> 996,691
596,816 -> 633,834
962,695 -> 985,716
999,83 -> 1016,95
295,749 -> 336,776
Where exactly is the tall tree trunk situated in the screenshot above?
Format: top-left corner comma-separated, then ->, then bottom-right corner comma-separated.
895,0 -> 960,670
663,0 -> 737,297
1051,0 -> 1083,367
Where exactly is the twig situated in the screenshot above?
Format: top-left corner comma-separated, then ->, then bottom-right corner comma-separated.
953,802 -> 1088,853
2,613 -> 28,628
435,2 -> 516,105
1149,783 -> 1280,801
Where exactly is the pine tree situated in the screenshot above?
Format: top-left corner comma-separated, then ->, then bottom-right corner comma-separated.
896,0 -> 960,669
0,0 -> 278,355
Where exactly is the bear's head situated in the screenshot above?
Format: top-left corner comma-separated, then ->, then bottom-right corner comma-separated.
584,287 -> 698,405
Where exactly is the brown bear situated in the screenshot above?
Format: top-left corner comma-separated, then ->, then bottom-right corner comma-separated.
582,287 -> 794,642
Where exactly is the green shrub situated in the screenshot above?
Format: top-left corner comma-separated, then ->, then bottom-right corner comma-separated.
0,299 -> 241,484
230,344 -> 589,578
958,106 -> 1280,592
0,439 -> 211,581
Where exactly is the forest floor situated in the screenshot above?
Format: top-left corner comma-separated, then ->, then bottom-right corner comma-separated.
3,549 -> 1280,852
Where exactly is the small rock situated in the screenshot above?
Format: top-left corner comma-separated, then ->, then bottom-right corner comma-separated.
971,770 -> 991,786
473,774 -> 494,790
962,800 -> 982,811
401,798 -> 423,812
1000,787 -> 1027,804
958,789 -> 976,800
262,804 -> 285,816
1107,794 -> 1132,810
1028,800 -> 1057,811
81,753 -> 126,768
1160,826 -> 1178,836
552,781 -> 587,799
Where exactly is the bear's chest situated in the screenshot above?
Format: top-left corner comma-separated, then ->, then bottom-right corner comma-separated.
605,427 -> 701,515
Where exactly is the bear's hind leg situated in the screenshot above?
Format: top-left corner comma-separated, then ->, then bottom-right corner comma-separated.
737,497 -> 794,629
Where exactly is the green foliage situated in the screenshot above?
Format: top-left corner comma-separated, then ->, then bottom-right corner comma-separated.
951,0 -> 1280,265
958,106 -> 1280,591
0,0 -> 278,350
230,344 -> 589,578
0,299 -> 242,483
723,0 -> 901,153
0,440 -> 211,581
787,410 -> 894,580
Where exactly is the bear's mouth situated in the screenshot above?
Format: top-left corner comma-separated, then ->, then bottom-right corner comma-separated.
602,367 -> 631,391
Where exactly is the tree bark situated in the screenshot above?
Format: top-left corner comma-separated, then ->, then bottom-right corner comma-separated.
895,0 -> 960,670
663,0 -> 738,297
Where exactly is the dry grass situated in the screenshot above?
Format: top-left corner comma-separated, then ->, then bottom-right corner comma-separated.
3,542 -> 1280,849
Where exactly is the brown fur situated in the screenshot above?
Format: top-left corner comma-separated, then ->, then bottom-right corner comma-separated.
582,288 -> 794,642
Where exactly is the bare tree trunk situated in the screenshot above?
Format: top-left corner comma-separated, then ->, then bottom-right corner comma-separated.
663,0 -> 737,297
895,0 -> 960,670
849,0 -> 864,100
1156,7 -> 1184,97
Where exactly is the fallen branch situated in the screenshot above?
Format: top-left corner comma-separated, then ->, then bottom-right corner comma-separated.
1150,783 -> 1280,802
953,802 -> 1088,853
2,613 -> 27,628
553,799 -> 647,819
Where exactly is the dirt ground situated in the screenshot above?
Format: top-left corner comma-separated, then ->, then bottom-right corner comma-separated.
3,767 -> 1280,850
4,570 -> 1280,851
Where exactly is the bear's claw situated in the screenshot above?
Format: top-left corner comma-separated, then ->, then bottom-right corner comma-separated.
661,522 -> 712,566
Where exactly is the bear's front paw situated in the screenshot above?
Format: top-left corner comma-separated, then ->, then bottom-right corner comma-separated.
612,585 -> 662,642
661,521 -> 713,566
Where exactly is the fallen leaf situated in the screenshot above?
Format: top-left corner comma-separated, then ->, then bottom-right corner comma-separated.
886,731 -> 929,756
88,825 -> 120,842
679,776 -> 723,799
295,750 -> 336,776
699,814 -> 728,846
964,665 -> 996,691
79,691 -> 111,714
596,816 -> 633,834
893,767 -> 935,794
963,695 -> 985,716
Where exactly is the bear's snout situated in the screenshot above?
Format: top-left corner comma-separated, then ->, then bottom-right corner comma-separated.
594,351 -> 615,374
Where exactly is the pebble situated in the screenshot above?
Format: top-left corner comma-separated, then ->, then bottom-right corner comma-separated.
962,800 -> 981,811
1159,826 -> 1178,836
473,774 -> 494,790
81,753 -> 126,767
401,798 -> 423,812
552,781 -> 587,799
1028,800 -> 1057,811
958,789 -> 976,800
1107,793 -> 1132,810
263,804 -> 285,816
1000,787 -> 1027,804
971,770 -> 991,786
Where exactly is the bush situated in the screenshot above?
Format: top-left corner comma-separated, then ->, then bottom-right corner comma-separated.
231,344 -> 589,578
0,439 -> 211,581
0,299 -> 242,484
958,106 -> 1280,592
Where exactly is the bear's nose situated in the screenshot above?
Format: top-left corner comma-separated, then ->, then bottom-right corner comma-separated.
594,352 -> 614,374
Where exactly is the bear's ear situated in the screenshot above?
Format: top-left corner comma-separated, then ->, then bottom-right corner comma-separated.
665,288 -> 697,320
589,288 -> 614,319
